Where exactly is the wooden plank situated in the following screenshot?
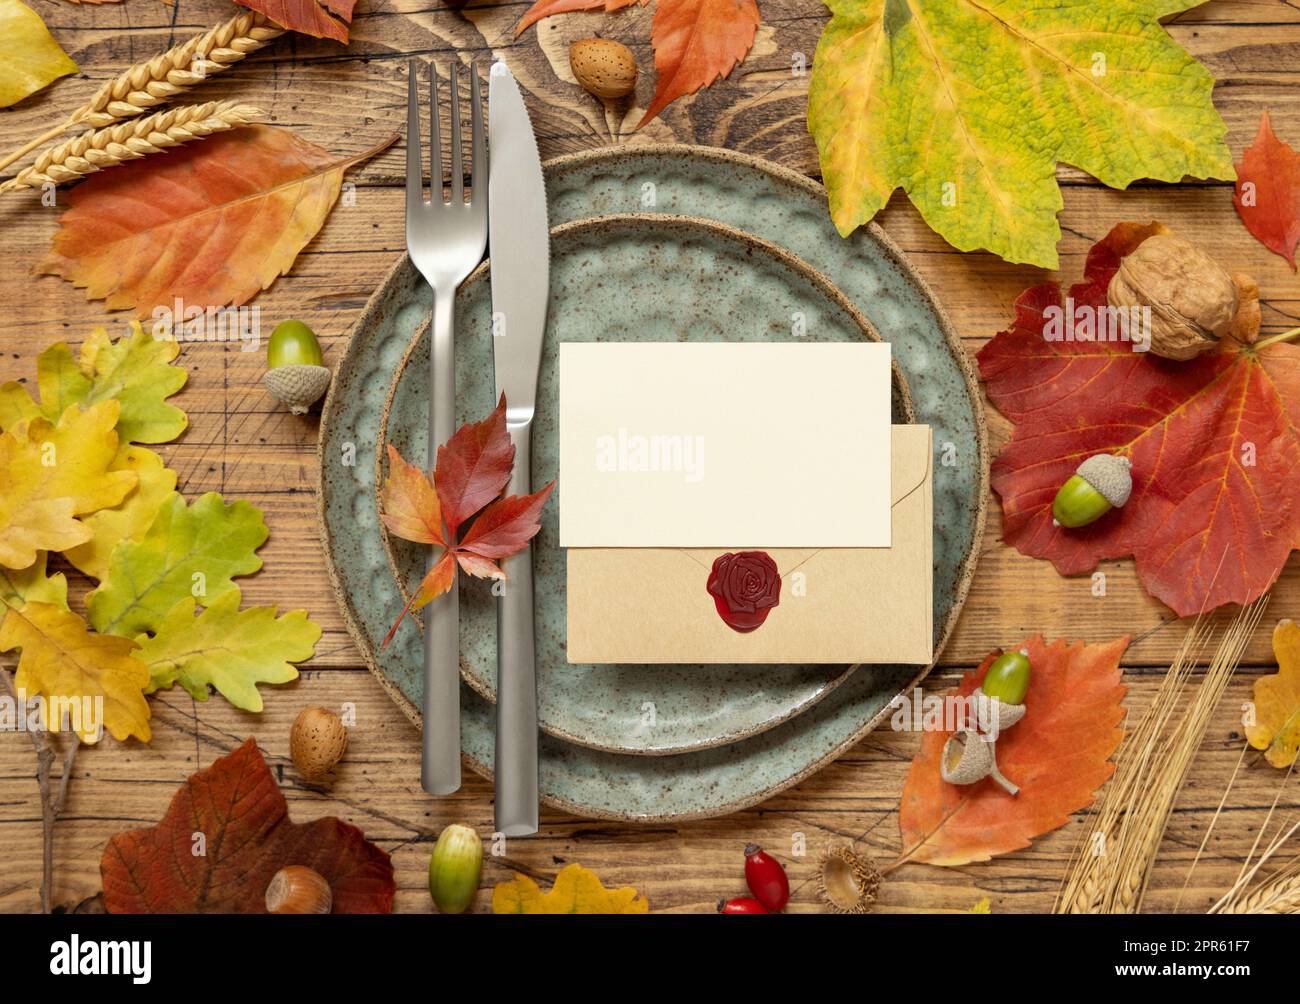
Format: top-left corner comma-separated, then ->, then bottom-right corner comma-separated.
0,667 -> 1290,914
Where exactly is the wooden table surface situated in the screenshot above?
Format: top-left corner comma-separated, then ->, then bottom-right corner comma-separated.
3,0 -> 1299,914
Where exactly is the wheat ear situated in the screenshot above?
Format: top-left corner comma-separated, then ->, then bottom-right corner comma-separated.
0,102 -> 265,194
0,12 -> 284,174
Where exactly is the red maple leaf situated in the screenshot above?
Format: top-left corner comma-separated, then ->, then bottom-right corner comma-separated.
235,0 -> 356,43
101,740 -> 394,913
977,221 -> 1300,617
514,0 -> 759,130
1234,110 -> 1300,270
380,394 -> 556,645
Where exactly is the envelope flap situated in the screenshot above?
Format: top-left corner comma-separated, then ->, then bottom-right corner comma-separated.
891,426 -> 933,506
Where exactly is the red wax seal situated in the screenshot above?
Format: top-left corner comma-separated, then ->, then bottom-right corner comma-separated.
707,551 -> 781,633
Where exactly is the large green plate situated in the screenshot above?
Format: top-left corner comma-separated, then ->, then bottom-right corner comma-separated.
318,145 -> 986,820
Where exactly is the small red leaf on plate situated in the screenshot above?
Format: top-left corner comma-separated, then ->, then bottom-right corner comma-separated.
380,444 -> 445,546
1234,110 -> 1300,269
456,551 -> 506,581
234,0 -> 356,43
636,0 -> 760,129
458,482 -> 556,558
382,550 -> 456,649
101,740 -> 394,912
977,220 -> 1300,616
435,392 -> 515,536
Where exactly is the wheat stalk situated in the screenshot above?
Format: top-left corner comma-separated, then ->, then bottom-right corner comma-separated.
1055,597 -> 1269,913
0,102 -> 265,194
1217,867 -> 1300,913
0,11 -> 283,174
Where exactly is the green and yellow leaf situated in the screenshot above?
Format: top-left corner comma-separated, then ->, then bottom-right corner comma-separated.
0,552 -> 68,611
0,601 -> 150,743
88,491 -> 268,638
138,589 -> 321,712
807,0 -> 1234,267
65,445 -> 177,580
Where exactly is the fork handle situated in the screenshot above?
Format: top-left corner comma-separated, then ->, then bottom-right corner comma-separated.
494,420 -> 539,835
422,289 -> 460,796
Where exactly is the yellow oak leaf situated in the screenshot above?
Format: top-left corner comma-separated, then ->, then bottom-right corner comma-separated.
492,863 -> 649,914
0,0 -> 77,109
0,401 -> 137,569
64,445 -> 177,580
0,552 -> 68,610
1246,619 -> 1300,768
0,601 -> 150,743
969,897 -> 991,914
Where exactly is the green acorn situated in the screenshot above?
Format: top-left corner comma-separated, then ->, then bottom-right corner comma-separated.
1052,454 -> 1132,529
264,319 -> 330,415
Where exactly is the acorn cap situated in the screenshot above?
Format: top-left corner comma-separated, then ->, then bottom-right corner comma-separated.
973,689 -> 1027,737
941,728 -> 995,785
264,363 -> 331,415
817,845 -> 881,914
1077,453 -> 1132,508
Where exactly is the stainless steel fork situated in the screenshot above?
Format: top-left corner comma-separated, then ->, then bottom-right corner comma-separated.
406,59 -> 487,796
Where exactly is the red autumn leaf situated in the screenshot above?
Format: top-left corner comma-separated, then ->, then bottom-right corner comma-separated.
458,483 -> 556,558
234,0 -> 356,43
516,0 -> 646,36
636,0 -> 760,129
977,220 -> 1300,617
898,635 -> 1128,866
1234,110 -> 1300,270
435,392 -> 515,536
101,740 -> 394,913
379,395 -> 556,645
40,126 -> 391,317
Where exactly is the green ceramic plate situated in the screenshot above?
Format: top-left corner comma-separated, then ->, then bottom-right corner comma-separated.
376,215 -> 914,755
318,145 -> 986,821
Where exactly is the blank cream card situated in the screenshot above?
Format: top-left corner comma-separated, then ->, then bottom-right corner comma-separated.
558,342 -> 892,547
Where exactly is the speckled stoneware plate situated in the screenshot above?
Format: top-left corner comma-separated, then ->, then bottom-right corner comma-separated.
318,144 -> 987,821
376,214 -> 915,755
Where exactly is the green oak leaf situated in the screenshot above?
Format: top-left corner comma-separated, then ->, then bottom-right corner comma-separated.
0,322 -> 188,444
137,589 -> 321,712
807,0 -> 1235,267
0,552 -> 68,611
88,492 -> 268,638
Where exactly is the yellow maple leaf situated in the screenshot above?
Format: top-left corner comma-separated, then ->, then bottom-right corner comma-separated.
1246,619 -> 1300,768
492,864 -> 649,914
0,400 -> 136,569
0,601 -> 151,743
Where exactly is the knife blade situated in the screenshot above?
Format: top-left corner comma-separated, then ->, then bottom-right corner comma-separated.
488,62 -> 550,836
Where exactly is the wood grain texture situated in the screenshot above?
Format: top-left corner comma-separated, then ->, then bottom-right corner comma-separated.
2,0 -> 1299,914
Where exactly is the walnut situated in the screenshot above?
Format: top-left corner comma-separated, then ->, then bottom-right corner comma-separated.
1107,233 -> 1237,361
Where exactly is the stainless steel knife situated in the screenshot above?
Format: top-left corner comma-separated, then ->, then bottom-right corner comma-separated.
488,62 -> 550,836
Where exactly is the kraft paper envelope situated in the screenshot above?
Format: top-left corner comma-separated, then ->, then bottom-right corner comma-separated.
558,342 -> 893,548
566,426 -> 933,665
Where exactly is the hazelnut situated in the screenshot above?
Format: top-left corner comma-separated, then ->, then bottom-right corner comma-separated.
290,706 -> 348,780
266,865 -> 333,914
569,38 -> 637,101
1107,233 -> 1237,361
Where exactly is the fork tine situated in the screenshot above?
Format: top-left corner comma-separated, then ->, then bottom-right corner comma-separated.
449,61 -> 463,205
430,64 -> 443,204
469,62 -> 485,209
406,59 -> 423,207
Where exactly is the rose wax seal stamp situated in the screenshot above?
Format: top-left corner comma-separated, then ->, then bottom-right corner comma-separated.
706,550 -> 781,632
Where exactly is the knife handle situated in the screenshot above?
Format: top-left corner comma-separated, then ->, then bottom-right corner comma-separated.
495,422 -> 539,835
422,289 -> 461,796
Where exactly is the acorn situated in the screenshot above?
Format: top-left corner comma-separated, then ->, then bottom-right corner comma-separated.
264,319 -> 330,415
290,706 -> 348,781
973,648 -> 1030,738
428,823 -> 483,915
1051,453 -> 1132,529
817,845 -> 881,914
265,865 -> 333,914
940,728 -> 1019,795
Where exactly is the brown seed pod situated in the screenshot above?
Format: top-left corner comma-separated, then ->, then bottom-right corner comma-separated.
569,38 -> 638,101
265,865 -> 333,914
817,845 -> 881,914
290,706 -> 348,780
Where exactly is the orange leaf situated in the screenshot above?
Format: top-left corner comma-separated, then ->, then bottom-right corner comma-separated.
234,0 -> 356,43
1234,110 -> 1300,270
434,392 -> 514,536
381,550 -> 455,649
39,126 -> 393,317
458,482 -> 556,558
898,635 -> 1128,866
380,444 -> 445,547
516,0 -> 646,36
636,0 -> 759,130
455,552 -> 506,581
